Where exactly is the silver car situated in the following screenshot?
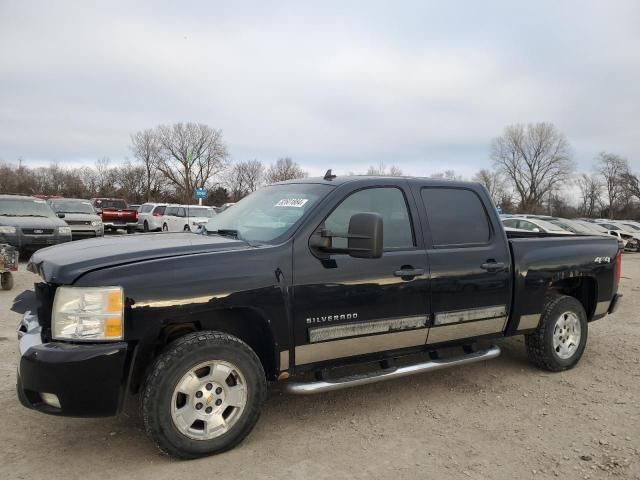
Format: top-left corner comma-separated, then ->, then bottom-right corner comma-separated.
48,198 -> 104,239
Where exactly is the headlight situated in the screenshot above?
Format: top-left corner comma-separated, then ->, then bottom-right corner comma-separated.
52,286 -> 124,341
0,226 -> 17,234
58,226 -> 72,234
91,220 -> 102,227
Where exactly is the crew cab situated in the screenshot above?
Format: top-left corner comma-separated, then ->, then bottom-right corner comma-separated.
15,174 -> 621,459
90,198 -> 138,234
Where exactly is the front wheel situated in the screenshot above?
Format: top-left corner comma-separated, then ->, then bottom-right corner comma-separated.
143,221 -> 149,233
142,332 -> 267,459
525,295 -> 588,371
184,225 -> 191,232
162,223 -> 168,232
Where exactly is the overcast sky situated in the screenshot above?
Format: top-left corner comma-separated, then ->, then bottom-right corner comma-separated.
1,1 -> 639,178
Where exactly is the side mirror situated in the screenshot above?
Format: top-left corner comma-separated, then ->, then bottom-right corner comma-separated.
57,213 -> 66,219
347,212 -> 383,258
309,212 -> 383,259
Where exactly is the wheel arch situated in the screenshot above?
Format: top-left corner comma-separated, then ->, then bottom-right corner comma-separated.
130,307 -> 279,393
547,275 -> 597,320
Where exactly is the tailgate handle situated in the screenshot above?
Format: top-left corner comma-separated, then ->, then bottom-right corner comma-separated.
480,261 -> 506,272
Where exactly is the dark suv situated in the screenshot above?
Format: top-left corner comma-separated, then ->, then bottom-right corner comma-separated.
0,195 -> 72,253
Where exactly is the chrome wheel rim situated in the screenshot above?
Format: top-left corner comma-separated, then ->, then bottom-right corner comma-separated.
552,311 -> 581,359
171,360 -> 248,440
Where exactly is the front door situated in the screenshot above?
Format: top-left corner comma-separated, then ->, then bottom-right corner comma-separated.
416,185 -> 512,345
291,182 -> 430,367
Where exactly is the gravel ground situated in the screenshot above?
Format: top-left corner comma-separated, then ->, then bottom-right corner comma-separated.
1,256 -> 639,480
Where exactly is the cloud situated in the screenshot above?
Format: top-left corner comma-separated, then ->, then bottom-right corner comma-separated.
0,0 -> 639,179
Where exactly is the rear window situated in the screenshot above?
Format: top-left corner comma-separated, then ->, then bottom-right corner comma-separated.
140,204 -> 154,213
153,205 -> 166,215
94,199 -> 127,209
165,206 -> 178,216
421,188 -> 491,247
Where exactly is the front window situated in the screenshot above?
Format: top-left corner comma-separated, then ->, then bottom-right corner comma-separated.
50,200 -> 95,215
0,198 -> 57,218
204,183 -> 331,243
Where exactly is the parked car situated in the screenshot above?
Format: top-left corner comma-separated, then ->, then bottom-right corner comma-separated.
137,203 -> 167,232
91,198 -> 138,234
0,194 -> 72,254
550,218 -> 626,250
593,222 -> 640,252
501,217 -> 574,235
16,175 -> 621,458
160,205 -> 216,232
48,198 -> 104,240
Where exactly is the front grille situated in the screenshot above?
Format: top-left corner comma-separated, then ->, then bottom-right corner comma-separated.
66,220 -> 91,226
22,228 -> 54,235
35,282 -> 57,341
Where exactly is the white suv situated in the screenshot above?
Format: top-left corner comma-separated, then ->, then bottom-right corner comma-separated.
161,205 -> 216,232
137,203 -> 167,232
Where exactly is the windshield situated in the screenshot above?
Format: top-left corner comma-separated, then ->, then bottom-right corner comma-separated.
186,207 -> 215,218
621,223 -> 640,231
204,183 -> 331,242
50,199 -> 95,214
94,199 -> 127,209
0,198 -> 57,218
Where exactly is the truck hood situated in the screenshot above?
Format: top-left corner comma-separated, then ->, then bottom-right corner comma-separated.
28,232 -> 250,284
0,216 -> 67,229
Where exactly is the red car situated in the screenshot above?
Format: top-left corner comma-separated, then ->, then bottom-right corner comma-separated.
90,198 -> 138,234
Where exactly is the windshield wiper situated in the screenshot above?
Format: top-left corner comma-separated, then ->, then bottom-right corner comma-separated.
20,214 -> 49,218
208,229 -> 241,239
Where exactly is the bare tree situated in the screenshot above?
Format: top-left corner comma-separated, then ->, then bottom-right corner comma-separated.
366,162 -> 403,176
155,122 -> 228,203
576,173 -> 602,217
472,169 -> 508,206
130,129 -> 161,202
265,157 -> 307,183
491,122 -> 573,212
595,152 -> 630,219
226,160 -> 264,201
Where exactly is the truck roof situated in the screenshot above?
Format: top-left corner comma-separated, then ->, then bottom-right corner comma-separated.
275,175 -> 479,189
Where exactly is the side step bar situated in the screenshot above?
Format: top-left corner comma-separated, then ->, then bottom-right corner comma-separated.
284,345 -> 501,395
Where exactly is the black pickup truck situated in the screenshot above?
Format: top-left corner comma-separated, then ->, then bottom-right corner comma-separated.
15,174 -> 621,459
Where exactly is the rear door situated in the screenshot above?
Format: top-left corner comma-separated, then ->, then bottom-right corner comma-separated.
163,206 -> 177,231
414,184 -> 512,345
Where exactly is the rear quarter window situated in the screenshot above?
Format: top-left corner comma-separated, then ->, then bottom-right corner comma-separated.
421,187 -> 491,247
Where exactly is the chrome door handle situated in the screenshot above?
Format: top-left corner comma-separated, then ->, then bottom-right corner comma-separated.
394,268 -> 425,278
480,262 -> 506,272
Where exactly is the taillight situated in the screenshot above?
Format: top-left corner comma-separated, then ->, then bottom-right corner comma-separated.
614,250 -> 622,288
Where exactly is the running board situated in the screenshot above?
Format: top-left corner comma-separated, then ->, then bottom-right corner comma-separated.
283,345 -> 501,395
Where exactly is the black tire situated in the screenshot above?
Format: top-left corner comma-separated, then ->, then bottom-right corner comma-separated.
142,331 -> 267,459
183,225 -> 190,232
143,221 -> 149,233
525,295 -> 588,372
162,223 -> 168,232
1,272 -> 13,290
126,226 -> 135,234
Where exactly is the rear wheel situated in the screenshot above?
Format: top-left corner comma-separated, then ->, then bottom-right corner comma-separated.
142,331 -> 266,459
126,226 -> 135,234
183,225 -> 190,232
525,295 -> 588,371
162,223 -> 168,232
1,272 -> 13,290
143,221 -> 149,233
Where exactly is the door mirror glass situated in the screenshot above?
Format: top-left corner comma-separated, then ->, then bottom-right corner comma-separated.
309,213 -> 383,259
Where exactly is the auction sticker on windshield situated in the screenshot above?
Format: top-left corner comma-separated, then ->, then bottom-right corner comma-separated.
274,198 -> 309,207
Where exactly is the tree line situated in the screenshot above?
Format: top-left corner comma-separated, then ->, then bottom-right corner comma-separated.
0,121 -> 638,218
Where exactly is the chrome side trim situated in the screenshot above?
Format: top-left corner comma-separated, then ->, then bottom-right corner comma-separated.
426,317 -> 506,344
309,315 -> 428,343
594,300 -> 610,316
434,305 -> 507,326
279,350 -> 289,371
517,313 -> 540,331
285,345 -> 501,394
295,328 -> 428,365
